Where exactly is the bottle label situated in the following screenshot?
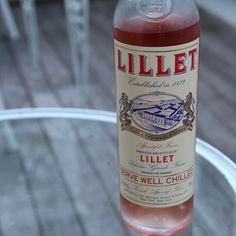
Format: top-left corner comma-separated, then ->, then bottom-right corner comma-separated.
115,38 -> 199,208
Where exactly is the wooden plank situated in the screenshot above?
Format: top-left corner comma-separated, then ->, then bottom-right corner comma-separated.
200,42 -> 236,95
197,66 -> 236,161
200,8 -> 236,50
13,120 -> 84,236
1,19 -> 85,235
199,65 -> 236,110
43,119 -> 129,236
74,122 -> 121,207
0,40 -> 41,235
0,17 -> 6,38
194,156 -> 235,236
0,41 -> 30,108
201,32 -> 236,70
4,51 -> 85,236
0,69 -> 40,236
197,0 -> 236,27
10,7 -> 128,236
0,124 -> 40,236
197,103 -> 236,161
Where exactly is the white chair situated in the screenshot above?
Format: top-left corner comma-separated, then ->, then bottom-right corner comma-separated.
64,0 -> 90,86
20,0 -> 40,76
1,0 -> 89,84
0,0 -> 40,76
21,0 -> 90,84
0,0 -> 19,41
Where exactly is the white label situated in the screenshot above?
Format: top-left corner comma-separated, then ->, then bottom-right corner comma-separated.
115,38 -> 199,208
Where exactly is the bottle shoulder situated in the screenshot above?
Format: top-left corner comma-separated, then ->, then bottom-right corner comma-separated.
113,0 -> 199,32
113,0 -> 200,46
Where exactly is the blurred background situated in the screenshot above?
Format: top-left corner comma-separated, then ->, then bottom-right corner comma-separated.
0,0 -> 236,164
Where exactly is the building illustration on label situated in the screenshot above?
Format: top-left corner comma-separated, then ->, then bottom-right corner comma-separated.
119,91 -> 195,141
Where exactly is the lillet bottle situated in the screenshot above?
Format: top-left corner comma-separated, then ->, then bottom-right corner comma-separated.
113,0 -> 200,235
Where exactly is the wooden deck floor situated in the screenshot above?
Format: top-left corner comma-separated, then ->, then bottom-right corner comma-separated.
0,1 -> 235,236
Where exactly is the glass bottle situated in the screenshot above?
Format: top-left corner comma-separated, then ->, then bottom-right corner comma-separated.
113,0 -> 200,235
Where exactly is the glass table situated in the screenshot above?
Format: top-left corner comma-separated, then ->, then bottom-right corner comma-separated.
0,108 -> 235,236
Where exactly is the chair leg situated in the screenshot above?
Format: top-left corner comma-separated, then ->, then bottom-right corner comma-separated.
2,122 -> 19,150
0,0 -> 19,41
81,0 -> 89,88
20,0 -> 41,77
67,23 -> 81,87
64,0 -> 90,88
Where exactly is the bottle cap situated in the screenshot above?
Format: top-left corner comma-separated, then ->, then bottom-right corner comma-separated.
138,0 -> 172,20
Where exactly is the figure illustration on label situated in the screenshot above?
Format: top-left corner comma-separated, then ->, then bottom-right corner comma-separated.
120,91 -> 195,140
